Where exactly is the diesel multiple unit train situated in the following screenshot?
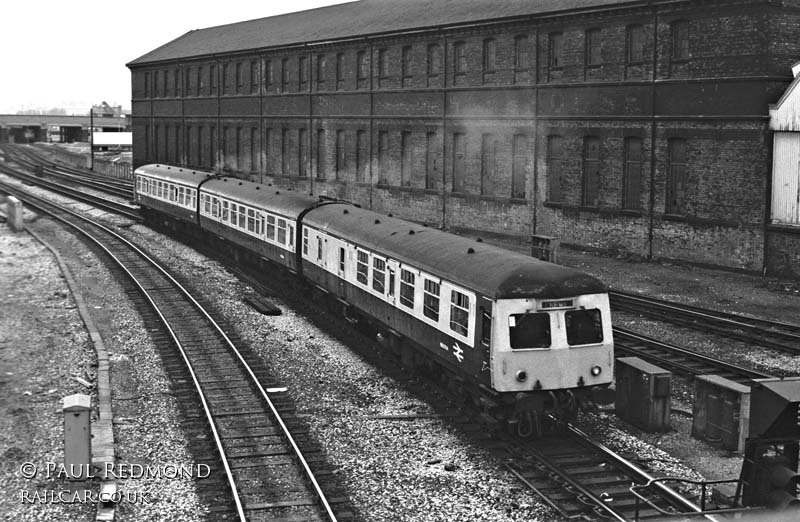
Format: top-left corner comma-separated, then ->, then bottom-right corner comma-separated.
134,163 -> 614,435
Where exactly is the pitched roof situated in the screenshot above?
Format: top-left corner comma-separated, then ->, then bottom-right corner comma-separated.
128,0 -> 634,66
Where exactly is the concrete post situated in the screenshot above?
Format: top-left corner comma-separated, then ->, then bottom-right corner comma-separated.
63,394 -> 92,480
6,196 -> 24,232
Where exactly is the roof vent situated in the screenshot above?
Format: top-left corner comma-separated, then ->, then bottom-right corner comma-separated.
268,183 -> 272,186
276,191 -> 280,194
477,238 -> 483,243
409,230 -> 415,235
256,186 -> 260,190
166,166 -> 171,169
238,182 -> 242,186
388,213 -> 393,217
343,209 -> 349,214
374,219 -> 380,224
223,178 -> 227,182
467,247 -> 475,254
178,168 -> 183,172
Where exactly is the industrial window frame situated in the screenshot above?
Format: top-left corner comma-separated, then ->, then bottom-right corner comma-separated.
401,45 -> 412,87
666,138 -> 688,215
336,52 -> 346,90
626,24 -> 645,64
316,54 -> 326,91
585,28 -> 602,67
671,19 -> 690,61
453,41 -> 467,81
356,50 -> 368,89
482,38 -> 496,73
549,32 -> 563,69
512,134 -> 528,199
582,136 -> 601,207
547,135 -> 564,203
299,56 -> 308,91
302,227 -> 309,256
480,133 -> 497,196
622,137 -> 643,209
427,43 -> 441,82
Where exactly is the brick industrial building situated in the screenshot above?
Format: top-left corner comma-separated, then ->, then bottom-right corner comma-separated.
127,0 -> 800,274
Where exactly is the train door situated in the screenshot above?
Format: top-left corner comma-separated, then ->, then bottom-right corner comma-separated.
476,297 -> 493,383
386,260 -> 399,306
337,244 -> 347,298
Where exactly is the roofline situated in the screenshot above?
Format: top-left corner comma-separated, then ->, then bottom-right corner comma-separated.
126,0 -> 703,68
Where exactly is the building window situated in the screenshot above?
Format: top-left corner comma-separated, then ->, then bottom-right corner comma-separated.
666,138 -> 687,215
357,50 -> 368,89
183,68 -> 192,97
210,65 -> 217,95
623,137 -> 643,209
452,132 -> 466,193
197,127 -> 205,166
378,48 -> 389,87
399,269 -> 415,308
298,128 -> 307,177
236,127 -> 243,170
586,28 -> 602,67
339,247 -> 345,273
514,35 -> 529,82
336,53 -> 345,90
299,56 -> 308,91
582,136 -> 601,207
356,250 -> 369,285
547,135 -> 564,203
210,126 -> 217,168
236,62 -> 244,94
264,60 -> 273,91
427,44 -> 441,83
162,70 -> 168,98
197,66 -> 204,95
401,46 -> 412,87
250,60 -> 259,94
672,20 -> 689,61
335,129 -> 346,180
372,257 -> 386,293
316,54 -> 326,90
450,290 -> 470,336
626,24 -> 645,64
154,71 -> 161,97
480,133 -> 497,196
453,41 -> 466,82
281,58 -> 289,92
401,131 -> 412,186
250,128 -> 258,172
356,130 -> 367,182
317,129 -> 326,179
423,279 -> 440,321
222,64 -> 229,94
377,131 -> 389,184
144,72 -> 150,98
264,128 -> 271,174
512,134 -> 527,199
425,131 -> 437,190
483,38 -> 496,73
281,128 -> 289,175
549,32 -> 563,69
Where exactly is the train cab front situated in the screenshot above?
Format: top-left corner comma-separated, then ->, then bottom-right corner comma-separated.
490,293 -> 614,436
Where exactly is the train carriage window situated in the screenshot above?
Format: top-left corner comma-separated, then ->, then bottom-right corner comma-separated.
277,218 -> 287,244
171,185 -> 178,202
399,269 -> 415,308
247,209 -> 256,233
565,309 -> 603,345
509,313 -> 551,349
317,237 -> 323,262
303,228 -> 309,255
229,202 -> 237,224
203,194 -> 211,214
238,206 -> 246,229
221,200 -> 229,222
288,225 -> 294,248
356,250 -> 369,285
211,197 -> 219,218
450,290 -> 470,336
190,189 -> 196,209
177,187 -> 184,206
387,267 -> 395,297
266,215 -> 276,240
423,279 -> 440,321
372,258 -> 386,294
339,247 -> 345,272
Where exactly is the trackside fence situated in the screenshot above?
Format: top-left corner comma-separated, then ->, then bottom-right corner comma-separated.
36,145 -> 133,181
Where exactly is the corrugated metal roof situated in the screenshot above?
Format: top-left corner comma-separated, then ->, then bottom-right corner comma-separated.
134,163 -> 214,187
128,0 -> 635,66
305,203 -> 606,299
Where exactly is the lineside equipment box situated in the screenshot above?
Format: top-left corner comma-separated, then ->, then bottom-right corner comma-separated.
692,375 -> 750,452
615,356 -> 671,432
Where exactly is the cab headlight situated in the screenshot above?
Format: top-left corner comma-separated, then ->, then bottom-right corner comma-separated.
516,370 -> 528,382
591,365 -> 602,377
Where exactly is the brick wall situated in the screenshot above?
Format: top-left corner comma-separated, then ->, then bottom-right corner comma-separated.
128,0 -> 799,272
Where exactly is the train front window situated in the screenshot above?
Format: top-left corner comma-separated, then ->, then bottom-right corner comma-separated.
509,313 -> 550,349
565,309 -> 603,345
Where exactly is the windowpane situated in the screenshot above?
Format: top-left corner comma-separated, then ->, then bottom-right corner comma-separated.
449,290 -> 470,336
627,25 -> 644,63
356,251 -> 369,285
547,135 -> 563,202
372,257 -> 386,293
400,269 -> 415,308
549,33 -> 563,68
667,138 -> 688,214
672,20 -> 689,60
565,309 -> 603,345
586,29 -> 602,66
582,136 -> 601,206
509,313 -> 551,349
423,279 -> 440,321
623,137 -> 642,209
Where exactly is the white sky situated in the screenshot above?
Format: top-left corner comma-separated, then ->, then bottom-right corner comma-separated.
0,0 -> 351,115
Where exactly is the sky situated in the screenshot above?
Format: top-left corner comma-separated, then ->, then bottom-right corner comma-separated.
0,0 -> 352,115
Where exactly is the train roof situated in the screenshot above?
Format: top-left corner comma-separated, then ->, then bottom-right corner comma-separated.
304,204 -> 605,299
202,177 -> 319,218
134,164 -> 214,188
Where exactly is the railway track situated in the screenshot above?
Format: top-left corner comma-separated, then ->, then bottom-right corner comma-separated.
0,143 -> 134,200
0,161 -> 140,221
1,181 -> 347,521
610,290 -> 800,355
509,423 -> 716,521
613,327 -> 775,385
